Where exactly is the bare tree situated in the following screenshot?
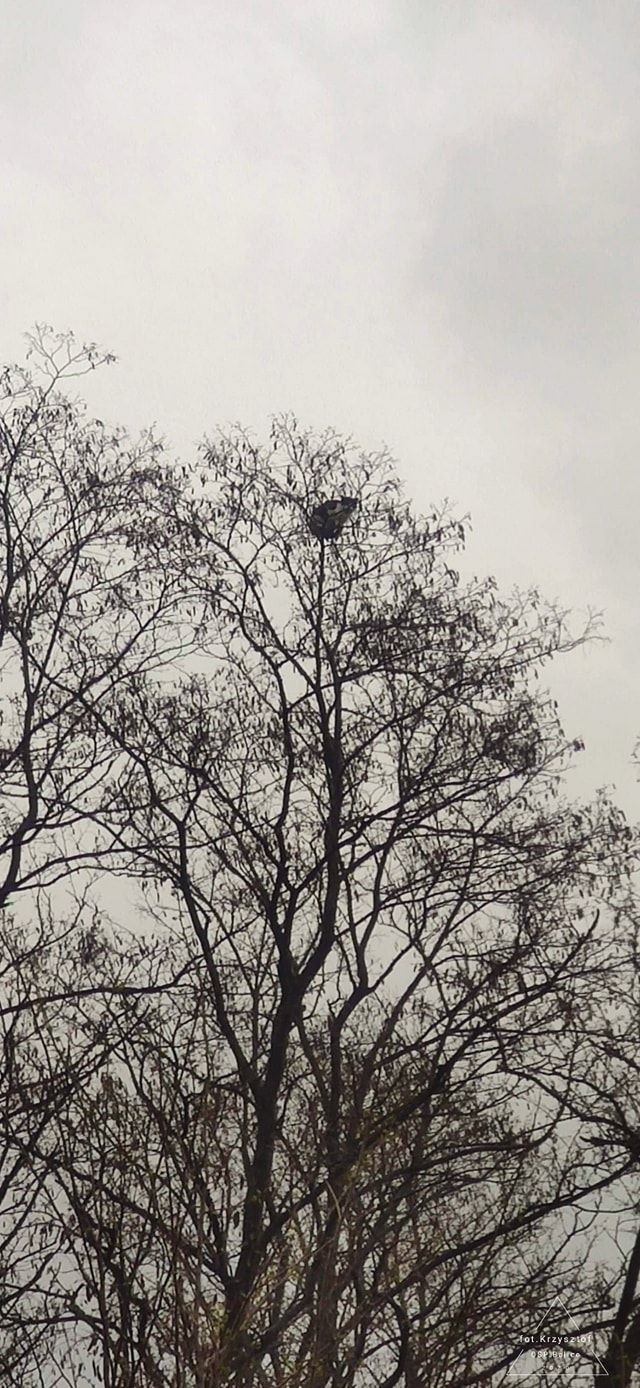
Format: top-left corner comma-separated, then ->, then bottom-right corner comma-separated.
9,419 -> 630,1386
2,380 -> 638,1384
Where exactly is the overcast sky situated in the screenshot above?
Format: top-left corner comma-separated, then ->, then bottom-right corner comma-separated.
2,0 -> 639,814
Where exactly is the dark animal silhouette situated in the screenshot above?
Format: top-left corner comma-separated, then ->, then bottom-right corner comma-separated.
308,496 -> 358,540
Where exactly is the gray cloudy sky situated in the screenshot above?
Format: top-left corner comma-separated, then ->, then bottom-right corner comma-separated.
2,0 -> 639,812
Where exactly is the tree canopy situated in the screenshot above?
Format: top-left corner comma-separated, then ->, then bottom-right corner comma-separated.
1,330 -> 639,1388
